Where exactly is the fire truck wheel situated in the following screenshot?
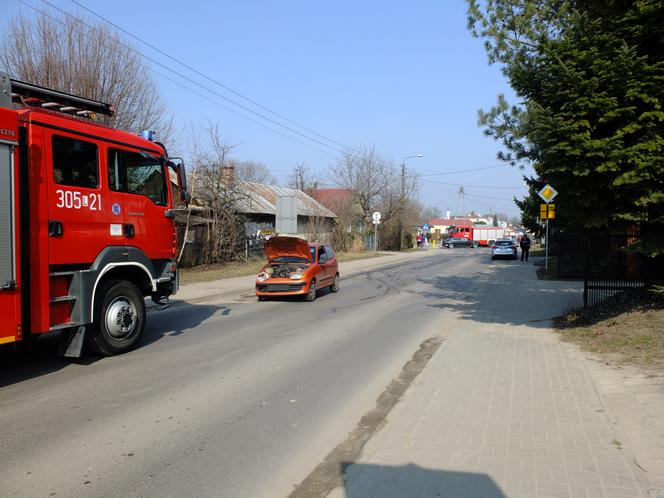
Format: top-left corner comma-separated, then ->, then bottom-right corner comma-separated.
87,280 -> 146,356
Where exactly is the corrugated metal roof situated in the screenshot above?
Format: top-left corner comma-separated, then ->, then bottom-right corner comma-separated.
235,181 -> 337,218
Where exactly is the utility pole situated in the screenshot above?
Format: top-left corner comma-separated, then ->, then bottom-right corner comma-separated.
399,154 -> 423,249
399,161 -> 405,249
456,186 -> 465,217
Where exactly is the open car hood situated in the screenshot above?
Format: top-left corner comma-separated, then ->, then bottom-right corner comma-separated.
264,236 -> 311,262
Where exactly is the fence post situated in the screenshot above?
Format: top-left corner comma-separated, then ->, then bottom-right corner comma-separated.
583,236 -> 590,307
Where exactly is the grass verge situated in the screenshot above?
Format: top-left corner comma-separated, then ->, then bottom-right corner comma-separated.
179,251 -> 386,285
554,289 -> 664,372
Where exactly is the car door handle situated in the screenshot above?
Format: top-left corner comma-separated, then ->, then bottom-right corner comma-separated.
124,224 -> 135,237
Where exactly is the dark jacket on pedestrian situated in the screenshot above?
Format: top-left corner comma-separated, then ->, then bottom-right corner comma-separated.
519,236 -> 531,249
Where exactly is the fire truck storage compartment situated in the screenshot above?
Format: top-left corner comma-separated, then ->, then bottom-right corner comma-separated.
0,142 -> 15,288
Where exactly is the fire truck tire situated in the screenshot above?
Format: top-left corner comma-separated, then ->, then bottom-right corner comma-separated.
87,279 -> 146,356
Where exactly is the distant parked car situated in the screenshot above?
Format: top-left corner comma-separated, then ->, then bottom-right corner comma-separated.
256,236 -> 339,302
447,237 -> 475,248
491,239 -> 518,260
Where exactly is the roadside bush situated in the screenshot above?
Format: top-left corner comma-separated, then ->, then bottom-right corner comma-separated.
331,223 -> 353,252
350,233 -> 366,253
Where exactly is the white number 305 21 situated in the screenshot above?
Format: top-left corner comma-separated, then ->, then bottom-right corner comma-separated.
55,189 -> 102,211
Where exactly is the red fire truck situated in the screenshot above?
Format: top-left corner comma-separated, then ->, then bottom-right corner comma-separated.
448,225 -> 507,246
0,74 -> 188,357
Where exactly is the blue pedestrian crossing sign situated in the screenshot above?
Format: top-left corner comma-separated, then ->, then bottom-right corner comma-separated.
422,223 -> 430,231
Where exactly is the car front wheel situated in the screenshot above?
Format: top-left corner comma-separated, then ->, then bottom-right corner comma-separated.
305,280 -> 317,302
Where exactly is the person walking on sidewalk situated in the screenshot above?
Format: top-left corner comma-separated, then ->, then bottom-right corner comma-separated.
520,234 -> 531,261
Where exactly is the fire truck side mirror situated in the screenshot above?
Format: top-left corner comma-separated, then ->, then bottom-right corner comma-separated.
168,157 -> 189,203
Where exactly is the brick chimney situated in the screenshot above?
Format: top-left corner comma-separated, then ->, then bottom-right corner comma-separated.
221,165 -> 235,183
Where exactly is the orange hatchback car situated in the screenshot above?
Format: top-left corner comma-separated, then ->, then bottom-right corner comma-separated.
255,236 -> 339,302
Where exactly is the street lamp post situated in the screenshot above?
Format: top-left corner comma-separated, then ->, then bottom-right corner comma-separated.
399,154 -> 423,250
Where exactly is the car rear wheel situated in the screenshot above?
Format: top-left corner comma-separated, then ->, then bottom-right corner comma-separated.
305,280 -> 317,302
331,274 -> 340,292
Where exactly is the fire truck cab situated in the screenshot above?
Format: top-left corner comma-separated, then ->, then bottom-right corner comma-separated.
0,74 -> 188,356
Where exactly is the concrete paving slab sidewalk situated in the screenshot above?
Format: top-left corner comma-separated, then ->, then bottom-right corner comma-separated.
172,250 -> 434,304
328,258 -> 664,498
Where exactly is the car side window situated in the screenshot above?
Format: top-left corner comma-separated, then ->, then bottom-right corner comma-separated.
325,245 -> 335,260
317,246 -> 327,263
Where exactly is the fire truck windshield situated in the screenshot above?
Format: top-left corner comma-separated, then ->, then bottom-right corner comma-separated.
109,148 -> 168,206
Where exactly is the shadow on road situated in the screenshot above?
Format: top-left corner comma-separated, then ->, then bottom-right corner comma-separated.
141,302 -> 225,345
412,260 -> 581,329
339,462 -> 505,498
0,303 -> 223,389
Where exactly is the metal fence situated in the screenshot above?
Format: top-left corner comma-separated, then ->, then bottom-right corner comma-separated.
556,234 -> 664,307
554,234 -> 664,306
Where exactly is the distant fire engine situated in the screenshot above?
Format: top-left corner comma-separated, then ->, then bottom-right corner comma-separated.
448,225 -> 507,246
0,73 -> 188,356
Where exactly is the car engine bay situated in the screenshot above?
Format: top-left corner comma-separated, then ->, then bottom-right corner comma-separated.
267,263 -> 309,278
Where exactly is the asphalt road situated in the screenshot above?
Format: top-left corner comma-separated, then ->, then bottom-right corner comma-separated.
0,249 -> 500,498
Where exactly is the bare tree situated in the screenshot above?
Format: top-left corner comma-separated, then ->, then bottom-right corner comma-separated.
420,205 -> 442,223
228,160 -> 276,184
188,123 -> 247,264
330,146 -> 419,249
1,11 -> 173,142
331,146 -> 416,224
288,162 -> 321,195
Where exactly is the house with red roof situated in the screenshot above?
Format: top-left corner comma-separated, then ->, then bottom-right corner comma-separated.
311,188 -> 365,231
427,217 -> 475,236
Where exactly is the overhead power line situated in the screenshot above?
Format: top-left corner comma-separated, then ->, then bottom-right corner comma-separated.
66,0 -> 350,152
424,179 -> 527,189
464,193 -> 518,203
463,193 -> 518,210
147,67 -> 339,157
20,0 -> 338,157
420,164 -> 510,177
28,0 -> 346,156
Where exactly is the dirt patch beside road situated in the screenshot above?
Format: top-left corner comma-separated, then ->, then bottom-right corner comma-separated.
554,289 -> 664,373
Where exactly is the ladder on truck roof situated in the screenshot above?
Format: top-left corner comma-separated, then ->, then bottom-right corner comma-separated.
0,72 -> 115,118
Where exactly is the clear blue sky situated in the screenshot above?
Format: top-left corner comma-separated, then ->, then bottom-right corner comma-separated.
5,0 -> 533,217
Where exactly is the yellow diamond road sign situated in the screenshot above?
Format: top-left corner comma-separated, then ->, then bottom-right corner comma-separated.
538,184 -> 558,203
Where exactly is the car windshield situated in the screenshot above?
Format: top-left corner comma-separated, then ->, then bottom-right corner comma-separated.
452,238 -> 466,241
310,246 -> 316,261
496,241 -> 513,246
